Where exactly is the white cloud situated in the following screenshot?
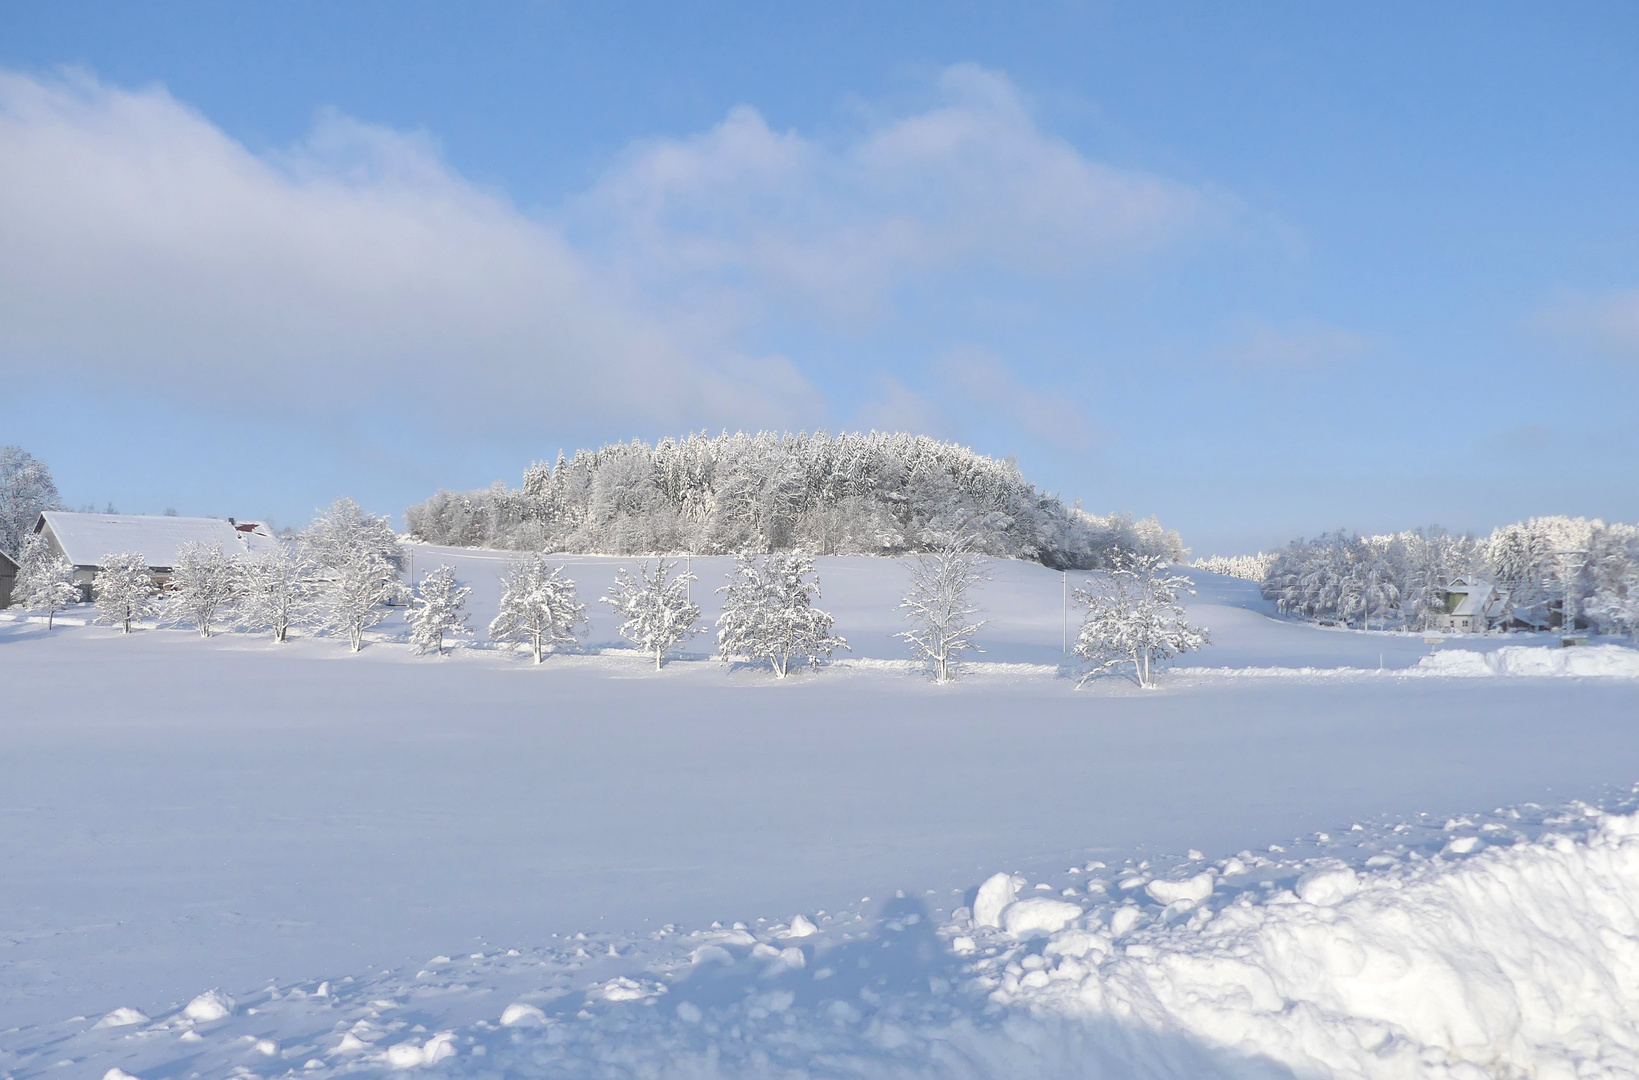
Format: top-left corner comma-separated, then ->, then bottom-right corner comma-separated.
573,63 -> 1220,325
0,69 -> 821,431
1536,288 -> 1639,359
0,64 -> 1227,443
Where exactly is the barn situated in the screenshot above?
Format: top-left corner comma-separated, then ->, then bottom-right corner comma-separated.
32,512 -> 280,601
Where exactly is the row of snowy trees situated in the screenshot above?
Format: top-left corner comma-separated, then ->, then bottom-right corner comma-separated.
1190,552 -> 1276,582
1254,517 -> 1639,634
404,431 -> 1185,570
425,542 -> 1208,687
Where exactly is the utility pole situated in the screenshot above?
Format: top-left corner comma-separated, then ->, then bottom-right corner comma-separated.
1062,570 -> 1068,654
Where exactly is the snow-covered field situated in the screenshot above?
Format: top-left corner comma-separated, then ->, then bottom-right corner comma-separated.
4,554 -> 1638,1078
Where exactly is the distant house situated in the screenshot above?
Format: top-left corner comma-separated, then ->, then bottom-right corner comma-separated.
1431,578 -> 1504,633
32,512 -> 280,601
0,550 -> 16,608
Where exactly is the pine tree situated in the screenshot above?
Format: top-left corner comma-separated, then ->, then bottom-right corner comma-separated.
93,552 -> 158,633
488,554 -> 588,663
166,542 -> 240,637
408,565 -> 470,656
1074,553 -> 1209,688
13,533 -> 78,628
897,540 -> 987,683
238,545 -> 314,643
715,553 -> 847,677
602,559 -> 702,669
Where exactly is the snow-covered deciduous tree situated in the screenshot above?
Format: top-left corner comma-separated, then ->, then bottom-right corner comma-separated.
715,553 -> 848,677
1074,553 -> 1209,688
0,446 -> 63,558
488,554 -> 588,663
13,533 -> 77,627
301,497 -> 403,571
93,552 -> 158,633
897,540 -> 988,683
321,552 -> 406,652
300,498 -> 406,652
238,545 -> 314,643
408,565 -> 470,657
602,559 -> 702,669
165,541 -> 239,637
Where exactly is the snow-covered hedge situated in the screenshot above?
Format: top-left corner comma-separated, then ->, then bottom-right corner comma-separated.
406,431 -> 1185,570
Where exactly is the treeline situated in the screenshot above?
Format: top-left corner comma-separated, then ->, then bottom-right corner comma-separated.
1253,517 -> 1639,633
406,431 -> 1185,570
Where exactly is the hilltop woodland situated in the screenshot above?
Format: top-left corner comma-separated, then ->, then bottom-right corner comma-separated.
404,432 -> 1184,571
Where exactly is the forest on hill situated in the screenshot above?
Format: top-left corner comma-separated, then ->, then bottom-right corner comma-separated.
406,431 -> 1184,570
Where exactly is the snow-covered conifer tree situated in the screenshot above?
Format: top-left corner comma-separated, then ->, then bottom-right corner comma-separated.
166,541 -> 240,637
93,552 -> 158,633
13,533 -> 77,627
716,553 -> 847,677
1074,553 -> 1209,688
238,545 -> 313,643
408,565 -> 470,656
488,554 -> 588,663
897,540 -> 987,683
602,559 -> 702,669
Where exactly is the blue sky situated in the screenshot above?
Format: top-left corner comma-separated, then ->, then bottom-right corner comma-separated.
2,2 -> 1636,553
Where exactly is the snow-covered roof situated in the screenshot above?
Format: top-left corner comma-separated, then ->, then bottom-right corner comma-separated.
1444,579 -> 1500,618
35,512 -> 280,569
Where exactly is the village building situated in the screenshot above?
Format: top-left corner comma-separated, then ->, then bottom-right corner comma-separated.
1431,578 -> 1505,633
0,549 -> 16,608
32,511 -> 280,601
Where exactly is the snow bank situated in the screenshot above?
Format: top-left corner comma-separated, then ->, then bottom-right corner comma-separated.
987,812 -> 1639,1077
34,799 -> 1639,1080
1417,644 -> 1639,677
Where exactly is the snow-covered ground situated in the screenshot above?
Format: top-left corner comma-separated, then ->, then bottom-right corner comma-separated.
3,554 -> 1637,1078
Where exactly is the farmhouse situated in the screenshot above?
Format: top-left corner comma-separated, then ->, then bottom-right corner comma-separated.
0,549 -> 16,608
1431,578 -> 1504,633
32,512 -> 280,601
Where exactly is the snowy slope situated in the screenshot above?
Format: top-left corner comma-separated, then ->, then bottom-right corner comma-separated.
2,553 -> 1637,1078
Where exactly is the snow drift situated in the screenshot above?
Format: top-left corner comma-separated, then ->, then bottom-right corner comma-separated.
1416,643 -> 1639,678
25,800 -> 1639,1080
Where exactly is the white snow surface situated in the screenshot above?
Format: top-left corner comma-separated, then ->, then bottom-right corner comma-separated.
4,554 -> 1639,1078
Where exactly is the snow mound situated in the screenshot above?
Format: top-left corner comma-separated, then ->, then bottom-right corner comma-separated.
93,1007 -> 149,1029
1417,644 -> 1639,677
180,989 -> 233,1022
973,871 -> 1021,928
1001,897 -> 1083,938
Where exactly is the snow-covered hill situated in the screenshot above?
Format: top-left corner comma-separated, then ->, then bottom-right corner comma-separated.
2,554 -> 1637,1078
